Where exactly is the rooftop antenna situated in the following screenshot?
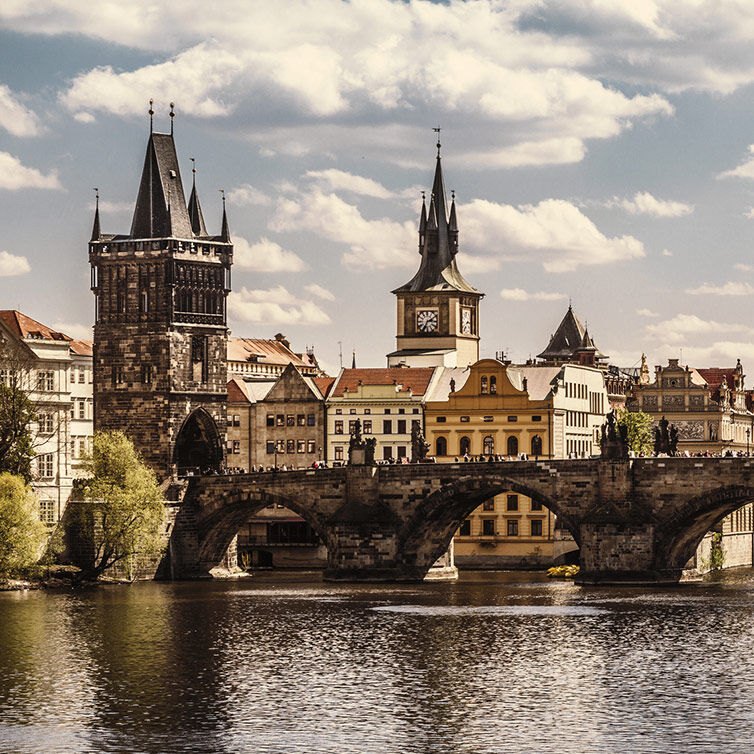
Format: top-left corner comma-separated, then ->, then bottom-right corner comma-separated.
148,98 -> 154,132
433,126 -> 441,156
170,102 -> 175,134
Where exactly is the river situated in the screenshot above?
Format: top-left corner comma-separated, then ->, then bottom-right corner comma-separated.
1,570 -> 754,753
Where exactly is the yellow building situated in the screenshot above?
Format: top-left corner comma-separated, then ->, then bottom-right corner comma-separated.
425,358 -> 609,568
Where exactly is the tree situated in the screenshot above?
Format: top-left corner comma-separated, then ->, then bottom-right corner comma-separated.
73,431 -> 165,579
617,410 -> 654,455
0,472 -> 46,575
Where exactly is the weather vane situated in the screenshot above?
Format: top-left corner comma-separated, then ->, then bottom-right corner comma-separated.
433,126 -> 441,155
148,98 -> 154,131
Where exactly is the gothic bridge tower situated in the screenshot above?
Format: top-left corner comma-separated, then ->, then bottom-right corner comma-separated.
89,105 -> 233,479
387,136 -> 483,368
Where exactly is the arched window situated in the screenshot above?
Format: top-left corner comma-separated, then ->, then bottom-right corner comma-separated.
481,376 -> 488,394
483,435 -> 494,455
459,436 -> 471,456
507,435 -> 519,456
490,376 -> 497,394
531,435 -> 543,457
436,436 -> 447,457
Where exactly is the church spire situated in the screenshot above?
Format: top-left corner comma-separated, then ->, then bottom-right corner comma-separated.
187,158 -> 208,236
393,131 -> 478,294
91,188 -> 101,241
219,190 -> 230,242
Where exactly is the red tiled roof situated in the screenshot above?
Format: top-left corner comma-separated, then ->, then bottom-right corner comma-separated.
331,368 -> 435,398
313,376 -> 335,398
696,368 -> 737,391
227,337 -> 307,367
227,378 -> 251,404
0,310 -> 71,342
69,339 -> 93,357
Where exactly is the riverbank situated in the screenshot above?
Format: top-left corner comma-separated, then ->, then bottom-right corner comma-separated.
0,565 -> 83,591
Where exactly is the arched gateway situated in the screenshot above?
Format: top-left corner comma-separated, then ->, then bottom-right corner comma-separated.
168,457 -> 754,585
174,408 -> 224,474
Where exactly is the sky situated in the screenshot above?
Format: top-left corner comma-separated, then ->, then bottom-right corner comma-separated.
3,0 -> 754,376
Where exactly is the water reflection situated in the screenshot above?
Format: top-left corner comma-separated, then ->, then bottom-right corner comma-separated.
2,571 -> 754,753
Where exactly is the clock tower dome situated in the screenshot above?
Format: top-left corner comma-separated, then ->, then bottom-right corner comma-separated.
387,137 -> 483,368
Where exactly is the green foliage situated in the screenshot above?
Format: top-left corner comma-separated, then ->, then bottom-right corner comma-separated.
75,431 -> 165,579
0,472 -> 46,575
0,381 -> 36,482
617,410 -> 654,454
701,532 -> 725,573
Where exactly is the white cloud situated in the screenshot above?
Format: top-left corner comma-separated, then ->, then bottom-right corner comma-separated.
462,255 -> 501,274
227,183 -> 270,207
51,321 -> 91,340
304,283 -> 335,301
0,251 -> 30,276
661,249 -> 673,257
719,145 -> 754,179
0,85 -> 42,137
644,314 -> 754,343
233,236 -> 306,273
270,188 -> 416,269
686,281 -> 754,296
734,263 -> 754,272
306,169 -> 394,199
636,308 -> 659,317
607,191 -> 693,217
0,152 -> 61,191
746,208 -> 754,219
228,285 -> 331,325
464,138 -> 587,169
87,199 -> 132,214
461,198 -> 645,272
500,288 -> 567,301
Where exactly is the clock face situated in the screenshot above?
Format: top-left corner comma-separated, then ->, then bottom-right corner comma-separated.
461,308 -> 472,334
417,309 -> 438,333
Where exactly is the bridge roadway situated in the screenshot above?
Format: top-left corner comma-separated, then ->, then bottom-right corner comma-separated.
168,456 -> 754,584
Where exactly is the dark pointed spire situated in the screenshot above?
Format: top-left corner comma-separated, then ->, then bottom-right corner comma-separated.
393,131 -> 478,294
187,158 -> 207,236
91,187 -> 101,241
219,190 -> 230,242
351,349 -> 356,369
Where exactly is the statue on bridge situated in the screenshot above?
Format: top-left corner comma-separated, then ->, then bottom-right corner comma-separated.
600,410 -> 629,460
654,416 -> 679,455
411,422 -> 430,463
348,419 -> 376,466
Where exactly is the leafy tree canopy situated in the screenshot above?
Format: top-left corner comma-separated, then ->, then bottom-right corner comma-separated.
617,410 -> 654,455
76,431 -> 165,579
0,378 -> 36,482
0,472 -> 46,575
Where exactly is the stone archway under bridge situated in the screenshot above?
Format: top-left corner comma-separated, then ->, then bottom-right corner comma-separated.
173,408 -> 224,475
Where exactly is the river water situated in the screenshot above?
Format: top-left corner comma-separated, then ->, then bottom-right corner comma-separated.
1,570 -> 754,754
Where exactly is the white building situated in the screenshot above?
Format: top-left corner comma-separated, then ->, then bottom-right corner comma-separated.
0,311 -> 93,524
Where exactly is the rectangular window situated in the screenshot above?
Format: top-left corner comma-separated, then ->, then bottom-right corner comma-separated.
267,414 -> 275,427
232,440 -> 240,454
349,420 -> 358,434
307,440 -> 316,454
297,440 -> 306,453
39,500 -> 55,525
507,416 -> 517,422
436,416 -> 446,423
297,414 -> 306,426
397,420 -> 406,434
78,438 -> 87,458
266,441 -> 275,454
398,408 -> 405,414
38,453 -> 54,478
482,519 -> 495,536
112,366 -> 124,385
232,415 -> 240,427
286,415 -> 295,427
531,520 -> 543,536
459,519 -> 471,536
507,494 -> 519,511
383,420 -> 392,434
531,500 -> 543,511
276,414 -> 284,426
460,416 -> 470,423
397,446 -> 406,458
364,409 -> 371,415
507,520 -> 519,536
335,421 -> 344,434
483,500 -> 495,511
335,408 -> 343,414
191,335 -> 208,383
349,408 -> 357,415
78,400 -> 86,419
383,446 -> 392,461
532,416 -> 542,422
286,439 -> 295,453
307,414 -> 316,426
363,420 -> 372,434
276,439 -> 285,453
141,364 -> 153,384
39,414 -> 54,434
78,369 -> 86,384
335,446 -> 344,461
37,371 -> 54,391
483,416 -> 493,422
412,409 -> 419,414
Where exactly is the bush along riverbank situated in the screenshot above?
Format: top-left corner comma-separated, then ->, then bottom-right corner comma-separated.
0,564 -> 83,591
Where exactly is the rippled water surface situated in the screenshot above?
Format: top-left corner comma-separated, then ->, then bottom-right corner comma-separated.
2,570 -> 754,753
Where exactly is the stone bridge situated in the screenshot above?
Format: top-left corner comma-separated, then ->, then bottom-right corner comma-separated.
168,457 -> 754,584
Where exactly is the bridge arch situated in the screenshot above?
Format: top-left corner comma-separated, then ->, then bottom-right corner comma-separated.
656,484 -> 754,571
193,487 -> 334,572
397,473 -> 574,575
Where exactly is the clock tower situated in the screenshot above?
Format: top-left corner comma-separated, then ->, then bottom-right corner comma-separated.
387,138 -> 483,368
